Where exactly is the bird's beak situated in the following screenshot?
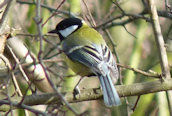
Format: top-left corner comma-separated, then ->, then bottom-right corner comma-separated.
48,30 -> 57,34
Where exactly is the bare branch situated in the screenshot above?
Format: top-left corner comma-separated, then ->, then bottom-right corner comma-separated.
16,0 -> 76,17
1,78 -> 172,111
117,63 -> 161,78
147,0 -> 172,114
0,0 -> 16,35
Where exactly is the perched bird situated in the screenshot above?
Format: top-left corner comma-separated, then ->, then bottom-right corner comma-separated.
49,18 -> 121,107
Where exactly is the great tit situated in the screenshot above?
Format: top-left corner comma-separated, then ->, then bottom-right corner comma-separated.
49,18 -> 121,107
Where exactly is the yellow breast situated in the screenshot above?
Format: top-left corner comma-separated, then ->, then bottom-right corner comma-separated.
62,53 -> 93,76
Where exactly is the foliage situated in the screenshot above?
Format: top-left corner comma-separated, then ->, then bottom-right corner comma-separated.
0,0 -> 172,116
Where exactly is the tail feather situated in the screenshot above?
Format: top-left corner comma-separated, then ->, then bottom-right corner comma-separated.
98,75 -> 121,107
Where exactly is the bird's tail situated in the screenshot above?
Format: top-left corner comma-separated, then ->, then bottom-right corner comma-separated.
98,75 -> 121,107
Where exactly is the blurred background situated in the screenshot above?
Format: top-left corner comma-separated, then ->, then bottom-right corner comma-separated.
0,0 -> 172,116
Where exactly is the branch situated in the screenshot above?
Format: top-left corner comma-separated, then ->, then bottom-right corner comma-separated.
0,100 -> 47,115
16,0 -> 76,17
0,0 -> 16,35
147,0 -> 172,114
1,78 -> 172,112
95,11 -> 171,30
6,37 -> 55,93
117,63 -> 161,78
147,0 -> 171,85
0,0 -> 16,54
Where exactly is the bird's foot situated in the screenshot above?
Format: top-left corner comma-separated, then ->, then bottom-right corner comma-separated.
73,85 -> 81,95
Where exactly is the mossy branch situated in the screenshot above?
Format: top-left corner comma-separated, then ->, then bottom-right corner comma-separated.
1,78 -> 172,111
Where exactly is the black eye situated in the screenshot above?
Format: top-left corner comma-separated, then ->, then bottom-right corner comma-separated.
63,26 -> 67,29
58,25 -> 67,30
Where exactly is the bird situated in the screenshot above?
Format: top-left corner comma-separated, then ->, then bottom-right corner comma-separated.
49,18 -> 121,107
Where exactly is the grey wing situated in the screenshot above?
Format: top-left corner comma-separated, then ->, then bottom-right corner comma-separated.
101,45 -> 119,79
64,44 -> 119,78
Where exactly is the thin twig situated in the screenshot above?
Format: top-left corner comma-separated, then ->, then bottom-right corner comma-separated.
33,0 -> 79,115
0,54 -> 22,96
42,0 -> 66,27
0,53 -> 30,116
95,15 -> 124,29
82,0 -> 96,27
6,86 -> 14,116
110,0 -> 125,14
123,25 -> 137,39
0,100 -> 47,116
7,45 -> 30,83
131,96 -> 140,111
117,63 -> 161,78
17,0 -> 76,17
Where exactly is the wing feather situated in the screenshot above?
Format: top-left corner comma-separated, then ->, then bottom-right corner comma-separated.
64,44 -> 118,78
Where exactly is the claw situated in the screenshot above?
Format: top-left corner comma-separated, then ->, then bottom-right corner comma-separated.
73,85 -> 81,94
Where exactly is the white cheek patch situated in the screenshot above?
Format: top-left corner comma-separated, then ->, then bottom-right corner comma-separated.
81,20 -> 85,23
59,25 -> 78,38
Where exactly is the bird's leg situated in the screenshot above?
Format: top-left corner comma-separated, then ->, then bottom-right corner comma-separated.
99,84 -> 102,90
73,77 -> 83,94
